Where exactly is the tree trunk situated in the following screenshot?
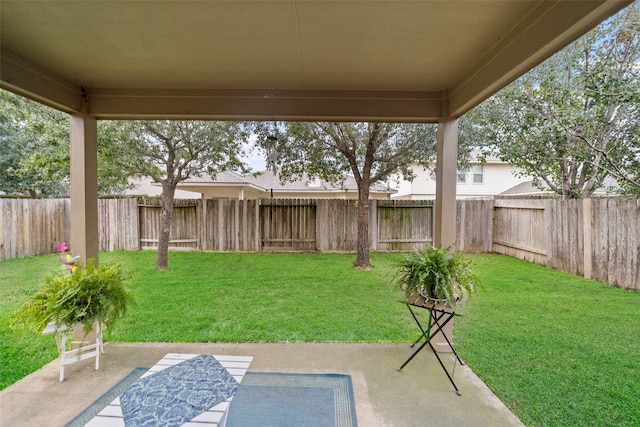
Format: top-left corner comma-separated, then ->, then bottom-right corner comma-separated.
355,185 -> 371,269
156,186 -> 176,270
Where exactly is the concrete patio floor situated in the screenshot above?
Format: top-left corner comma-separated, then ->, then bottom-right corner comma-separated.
0,342 -> 524,427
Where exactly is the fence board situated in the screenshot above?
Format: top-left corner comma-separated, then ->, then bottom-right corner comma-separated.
592,199 -> 608,285
316,199 -> 357,251
261,199 -> 317,251
548,199 -> 582,275
632,199 -> 640,291
610,199 -> 621,287
493,198 -> 547,264
98,198 -> 139,251
0,199 -> 68,261
456,199 -> 492,252
629,199 -> 640,291
138,198 -> 199,251
620,199 -> 633,288
605,199 -> 617,287
377,200 -> 433,251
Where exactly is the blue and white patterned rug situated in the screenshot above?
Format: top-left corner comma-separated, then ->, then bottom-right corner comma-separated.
225,372 -> 358,427
119,354 -> 239,427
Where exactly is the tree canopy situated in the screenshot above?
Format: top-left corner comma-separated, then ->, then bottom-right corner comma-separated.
0,90 -> 135,197
0,90 -> 69,197
253,121 -> 442,268
110,120 -> 249,269
465,3 -> 640,199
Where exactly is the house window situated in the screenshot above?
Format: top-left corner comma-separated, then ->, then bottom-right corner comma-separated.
308,177 -> 322,188
456,169 -> 467,183
472,164 -> 484,183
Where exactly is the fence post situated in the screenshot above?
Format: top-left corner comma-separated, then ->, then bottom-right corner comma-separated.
583,198 -> 593,280
201,199 -> 208,251
489,199 -> 495,252
255,200 -> 260,251
218,200 -> 225,251
370,199 -> 377,251
457,200 -> 465,252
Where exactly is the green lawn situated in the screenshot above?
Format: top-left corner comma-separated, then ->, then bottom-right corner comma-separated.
1,251 -> 638,426
455,255 -> 640,427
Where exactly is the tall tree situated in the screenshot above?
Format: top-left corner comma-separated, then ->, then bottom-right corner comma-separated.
0,89 -> 139,197
466,3 -> 640,199
254,121 -> 438,269
116,120 -> 248,270
0,90 -> 69,197
97,120 -> 139,195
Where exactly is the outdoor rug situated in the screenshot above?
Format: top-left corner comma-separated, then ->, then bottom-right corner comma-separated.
225,372 -> 358,427
64,353 -> 252,427
65,367 -> 148,427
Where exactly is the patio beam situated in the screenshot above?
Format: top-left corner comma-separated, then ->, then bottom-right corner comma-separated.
86,88 -> 444,123
0,48 -> 83,114
70,114 -> 99,266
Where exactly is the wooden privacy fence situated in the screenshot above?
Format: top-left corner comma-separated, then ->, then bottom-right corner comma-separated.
455,199 -> 493,253
463,197 -> 639,291
0,198 -> 70,261
99,198 -> 139,251
261,199 -> 317,251
375,201 -> 434,251
139,199 -> 199,251
1,197 -> 638,290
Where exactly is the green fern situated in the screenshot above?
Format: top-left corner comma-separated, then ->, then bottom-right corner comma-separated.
396,246 -> 476,307
10,259 -> 132,334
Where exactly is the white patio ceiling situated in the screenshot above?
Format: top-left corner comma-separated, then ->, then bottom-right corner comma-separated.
0,0 -> 632,122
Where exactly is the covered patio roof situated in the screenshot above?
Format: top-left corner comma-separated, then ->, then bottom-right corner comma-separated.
1,1 -> 631,122
0,1 -> 632,262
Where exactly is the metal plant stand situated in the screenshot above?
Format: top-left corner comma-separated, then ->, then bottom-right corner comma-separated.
397,298 -> 465,395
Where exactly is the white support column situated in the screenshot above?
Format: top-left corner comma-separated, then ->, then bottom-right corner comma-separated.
434,119 -> 458,249
431,118 -> 459,353
70,114 -> 99,266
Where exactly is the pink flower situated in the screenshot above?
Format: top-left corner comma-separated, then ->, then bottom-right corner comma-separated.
55,241 -> 68,253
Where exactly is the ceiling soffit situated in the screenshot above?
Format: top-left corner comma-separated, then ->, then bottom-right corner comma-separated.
0,1 -> 632,122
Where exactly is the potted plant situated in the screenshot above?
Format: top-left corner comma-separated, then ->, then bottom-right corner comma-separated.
10,243 -> 132,336
396,246 -> 476,309
10,244 -> 132,380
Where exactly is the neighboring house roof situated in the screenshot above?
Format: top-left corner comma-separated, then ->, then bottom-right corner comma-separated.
501,177 -> 620,197
499,181 -> 551,196
124,178 -> 202,199
174,170 -> 395,200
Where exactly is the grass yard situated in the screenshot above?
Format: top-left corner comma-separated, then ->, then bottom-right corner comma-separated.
0,251 -> 412,390
455,255 -> 640,427
102,251 -> 412,342
1,251 -> 638,426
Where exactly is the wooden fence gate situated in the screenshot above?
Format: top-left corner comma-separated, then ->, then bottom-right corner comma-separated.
260,199 -> 317,251
138,199 -> 199,251
376,201 -> 433,251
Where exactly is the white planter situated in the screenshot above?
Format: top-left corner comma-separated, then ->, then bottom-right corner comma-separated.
42,320 -> 102,381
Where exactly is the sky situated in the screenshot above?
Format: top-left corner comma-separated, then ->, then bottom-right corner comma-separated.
241,133 -> 266,172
